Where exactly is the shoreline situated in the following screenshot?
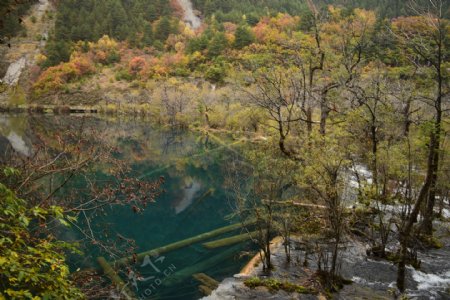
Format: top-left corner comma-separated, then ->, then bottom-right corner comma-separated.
238,236 -> 284,277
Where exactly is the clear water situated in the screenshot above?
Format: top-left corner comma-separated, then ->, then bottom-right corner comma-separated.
0,114 -> 253,300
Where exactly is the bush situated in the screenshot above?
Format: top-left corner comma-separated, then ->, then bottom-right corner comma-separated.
115,69 -> 133,82
205,64 -> 226,83
0,182 -> 83,299
33,55 -> 95,96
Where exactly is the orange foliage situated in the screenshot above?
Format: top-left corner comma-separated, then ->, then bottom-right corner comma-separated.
89,35 -> 121,64
392,16 -> 439,36
223,22 -> 238,34
252,14 -> 298,44
170,0 -> 184,18
33,55 -> 95,95
128,57 -> 147,76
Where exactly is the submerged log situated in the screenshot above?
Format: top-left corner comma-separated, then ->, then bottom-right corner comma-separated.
202,230 -> 259,249
97,257 -> 136,299
114,222 -> 254,267
193,273 -> 219,288
198,284 -> 213,296
163,244 -> 241,287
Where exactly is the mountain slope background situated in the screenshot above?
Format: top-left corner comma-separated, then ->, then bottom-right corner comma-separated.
0,0 -> 448,107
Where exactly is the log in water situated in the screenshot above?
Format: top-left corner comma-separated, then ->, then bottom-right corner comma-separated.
163,244 -> 242,287
202,230 -> 259,249
114,222 -> 251,267
97,256 -> 137,299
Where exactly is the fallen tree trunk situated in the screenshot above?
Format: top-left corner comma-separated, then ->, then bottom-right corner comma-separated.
193,273 -> 219,292
114,222 -> 255,267
97,256 -> 136,299
163,244 -> 242,287
202,230 -> 259,249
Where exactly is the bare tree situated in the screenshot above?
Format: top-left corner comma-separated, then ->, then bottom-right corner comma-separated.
243,67 -> 305,159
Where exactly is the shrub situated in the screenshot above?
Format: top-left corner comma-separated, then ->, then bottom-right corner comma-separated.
0,182 -> 83,299
33,55 -> 94,96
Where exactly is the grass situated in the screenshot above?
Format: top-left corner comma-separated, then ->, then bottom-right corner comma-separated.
244,277 -> 316,294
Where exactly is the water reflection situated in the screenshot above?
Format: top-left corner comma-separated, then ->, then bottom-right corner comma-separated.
0,114 -> 32,157
0,114 -> 250,300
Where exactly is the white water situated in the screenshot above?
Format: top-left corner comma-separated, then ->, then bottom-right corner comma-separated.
177,0 -> 202,29
412,270 -> 450,291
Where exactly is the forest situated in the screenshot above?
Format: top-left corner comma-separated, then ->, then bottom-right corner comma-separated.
0,0 -> 449,299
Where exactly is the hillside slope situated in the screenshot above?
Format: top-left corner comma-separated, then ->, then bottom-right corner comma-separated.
0,0 -> 55,104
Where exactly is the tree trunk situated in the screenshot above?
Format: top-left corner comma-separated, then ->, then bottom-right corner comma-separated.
278,135 -> 290,157
319,99 -> 330,135
402,98 -> 412,137
371,123 -> 378,189
421,52 -> 443,235
306,107 -> 313,135
331,234 -> 340,276
421,112 -> 441,235
397,234 -> 408,292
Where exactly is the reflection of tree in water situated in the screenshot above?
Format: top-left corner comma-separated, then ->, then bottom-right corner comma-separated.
161,129 -> 186,155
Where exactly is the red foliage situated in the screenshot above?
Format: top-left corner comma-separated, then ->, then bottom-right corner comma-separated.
170,0 -> 184,18
128,56 -> 147,75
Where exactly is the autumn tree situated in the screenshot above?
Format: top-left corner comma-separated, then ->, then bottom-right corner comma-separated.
391,0 -> 449,237
388,0 -> 449,291
301,130 -> 350,279
243,66 -> 304,159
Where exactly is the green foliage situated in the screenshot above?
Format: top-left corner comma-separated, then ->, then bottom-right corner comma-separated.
191,0 -> 309,23
233,25 -> 254,49
205,63 -> 227,83
41,40 -> 72,68
115,68 -> 133,81
244,277 -> 315,294
0,182 -> 83,299
41,0 -> 174,66
155,16 -> 176,42
187,35 -> 210,54
0,0 -> 37,38
191,0 -> 449,21
207,32 -> 229,58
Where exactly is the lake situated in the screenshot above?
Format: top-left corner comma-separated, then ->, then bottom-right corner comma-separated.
0,113 -> 254,300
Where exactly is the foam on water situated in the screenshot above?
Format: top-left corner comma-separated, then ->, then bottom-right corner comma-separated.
412,269 -> 450,291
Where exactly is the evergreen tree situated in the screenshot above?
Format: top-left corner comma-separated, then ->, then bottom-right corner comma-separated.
143,23 -> 154,47
155,16 -> 171,42
42,39 -> 71,68
233,24 -> 254,49
208,32 -> 228,58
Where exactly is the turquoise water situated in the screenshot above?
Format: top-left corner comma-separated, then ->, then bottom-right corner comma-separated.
0,114 -> 253,300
